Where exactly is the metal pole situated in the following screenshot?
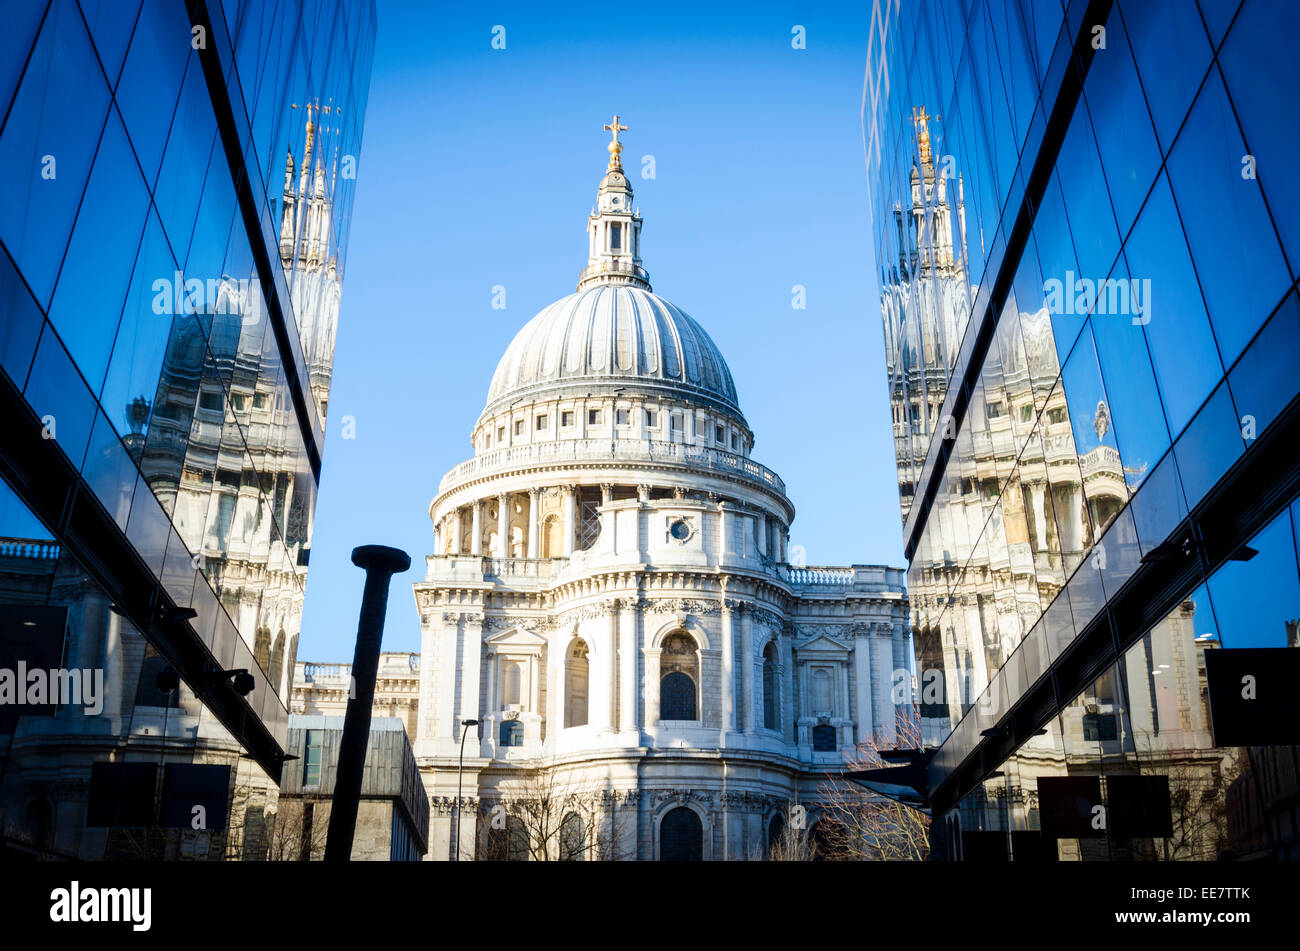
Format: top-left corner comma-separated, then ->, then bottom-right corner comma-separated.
324,544 -> 410,862
452,718 -> 478,861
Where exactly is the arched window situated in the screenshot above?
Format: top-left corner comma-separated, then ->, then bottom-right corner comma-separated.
811,668 -> 832,715
762,642 -> 779,730
542,515 -> 562,558
660,807 -> 703,861
812,724 -> 836,751
560,812 -> 585,861
499,719 -> 524,747
564,639 -> 589,728
503,661 -> 522,706
659,633 -> 698,721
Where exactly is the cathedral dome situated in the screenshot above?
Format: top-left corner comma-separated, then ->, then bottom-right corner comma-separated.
483,281 -> 740,416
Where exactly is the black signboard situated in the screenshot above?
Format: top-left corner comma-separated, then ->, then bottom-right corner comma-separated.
161,764 -> 231,830
1037,775 -> 1104,838
1204,647 -> 1300,747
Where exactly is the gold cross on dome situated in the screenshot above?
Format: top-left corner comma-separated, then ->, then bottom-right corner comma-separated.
603,114 -> 628,145
603,114 -> 628,169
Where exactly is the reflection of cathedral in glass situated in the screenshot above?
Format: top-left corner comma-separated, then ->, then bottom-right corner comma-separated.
882,107 -> 973,523
0,0 -> 375,859
867,0 -> 1300,860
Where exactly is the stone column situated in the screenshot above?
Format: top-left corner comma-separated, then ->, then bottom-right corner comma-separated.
756,513 -> 767,558
527,488 -> 539,558
449,508 -> 462,554
545,644 -> 561,738
619,598 -> 638,733
839,659 -> 852,747
643,645 -> 661,729
597,599 -> 616,732
600,482 -> 613,505
872,632 -> 896,745
719,592 -> 736,738
437,615 -> 458,742
563,486 -> 577,556
433,521 -> 442,555
497,492 -> 510,558
853,625 -> 875,743
780,629 -> 796,744
470,501 -> 482,556
718,502 -> 732,561
461,612 -> 484,730
740,602 -> 756,733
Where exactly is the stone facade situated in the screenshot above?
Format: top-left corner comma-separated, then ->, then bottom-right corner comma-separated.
413,123 -> 909,861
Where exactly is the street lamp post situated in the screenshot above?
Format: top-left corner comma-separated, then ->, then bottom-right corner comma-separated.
452,718 -> 480,861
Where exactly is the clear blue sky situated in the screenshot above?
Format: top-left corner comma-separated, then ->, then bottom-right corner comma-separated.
298,0 -> 902,662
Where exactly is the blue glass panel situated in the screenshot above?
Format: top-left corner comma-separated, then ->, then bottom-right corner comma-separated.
99,212 -> 177,438
0,0 -> 110,306
1060,323 -> 1126,536
114,0 -> 189,184
0,0 -> 47,124
23,323 -> 96,469
1121,174 -> 1222,437
1172,381 -> 1243,511
1218,0 -> 1300,278
1120,0 -> 1213,153
78,0 -> 141,87
1166,68 -> 1290,368
1055,114 -> 1121,333
1089,255 -> 1171,492
81,409 -> 137,531
1227,289 -> 1300,445
1197,0 -> 1243,49
47,109 -> 149,395
1128,450 -> 1187,556
0,243 -> 44,387
154,61 -> 218,263
1084,7 -> 1160,239
1207,509 -> 1300,648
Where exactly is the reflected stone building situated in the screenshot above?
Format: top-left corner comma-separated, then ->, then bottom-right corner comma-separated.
867,0 -> 1300,860
0,0 -> 375,858
413,122 -> 909,861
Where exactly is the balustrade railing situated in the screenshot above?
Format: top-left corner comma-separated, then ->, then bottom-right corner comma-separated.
438,438 -> 785,495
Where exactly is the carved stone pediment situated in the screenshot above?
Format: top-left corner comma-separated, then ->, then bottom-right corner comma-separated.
793,632 -> 850,656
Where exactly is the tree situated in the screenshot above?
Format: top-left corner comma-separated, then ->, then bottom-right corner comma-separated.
814,710 -> 931,860
474,766 -> 634,861
266,794 -> 329,861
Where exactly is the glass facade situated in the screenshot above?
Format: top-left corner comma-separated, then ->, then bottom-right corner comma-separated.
0,0 -> 374,859
867,0 -> 1300,859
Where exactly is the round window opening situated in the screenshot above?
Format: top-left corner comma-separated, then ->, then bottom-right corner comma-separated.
670,519 -> 690,541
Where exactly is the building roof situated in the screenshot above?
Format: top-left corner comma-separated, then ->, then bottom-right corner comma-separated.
484,283 -> 740,415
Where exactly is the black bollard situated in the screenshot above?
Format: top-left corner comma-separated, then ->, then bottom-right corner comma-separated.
324,544 -> 411,861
